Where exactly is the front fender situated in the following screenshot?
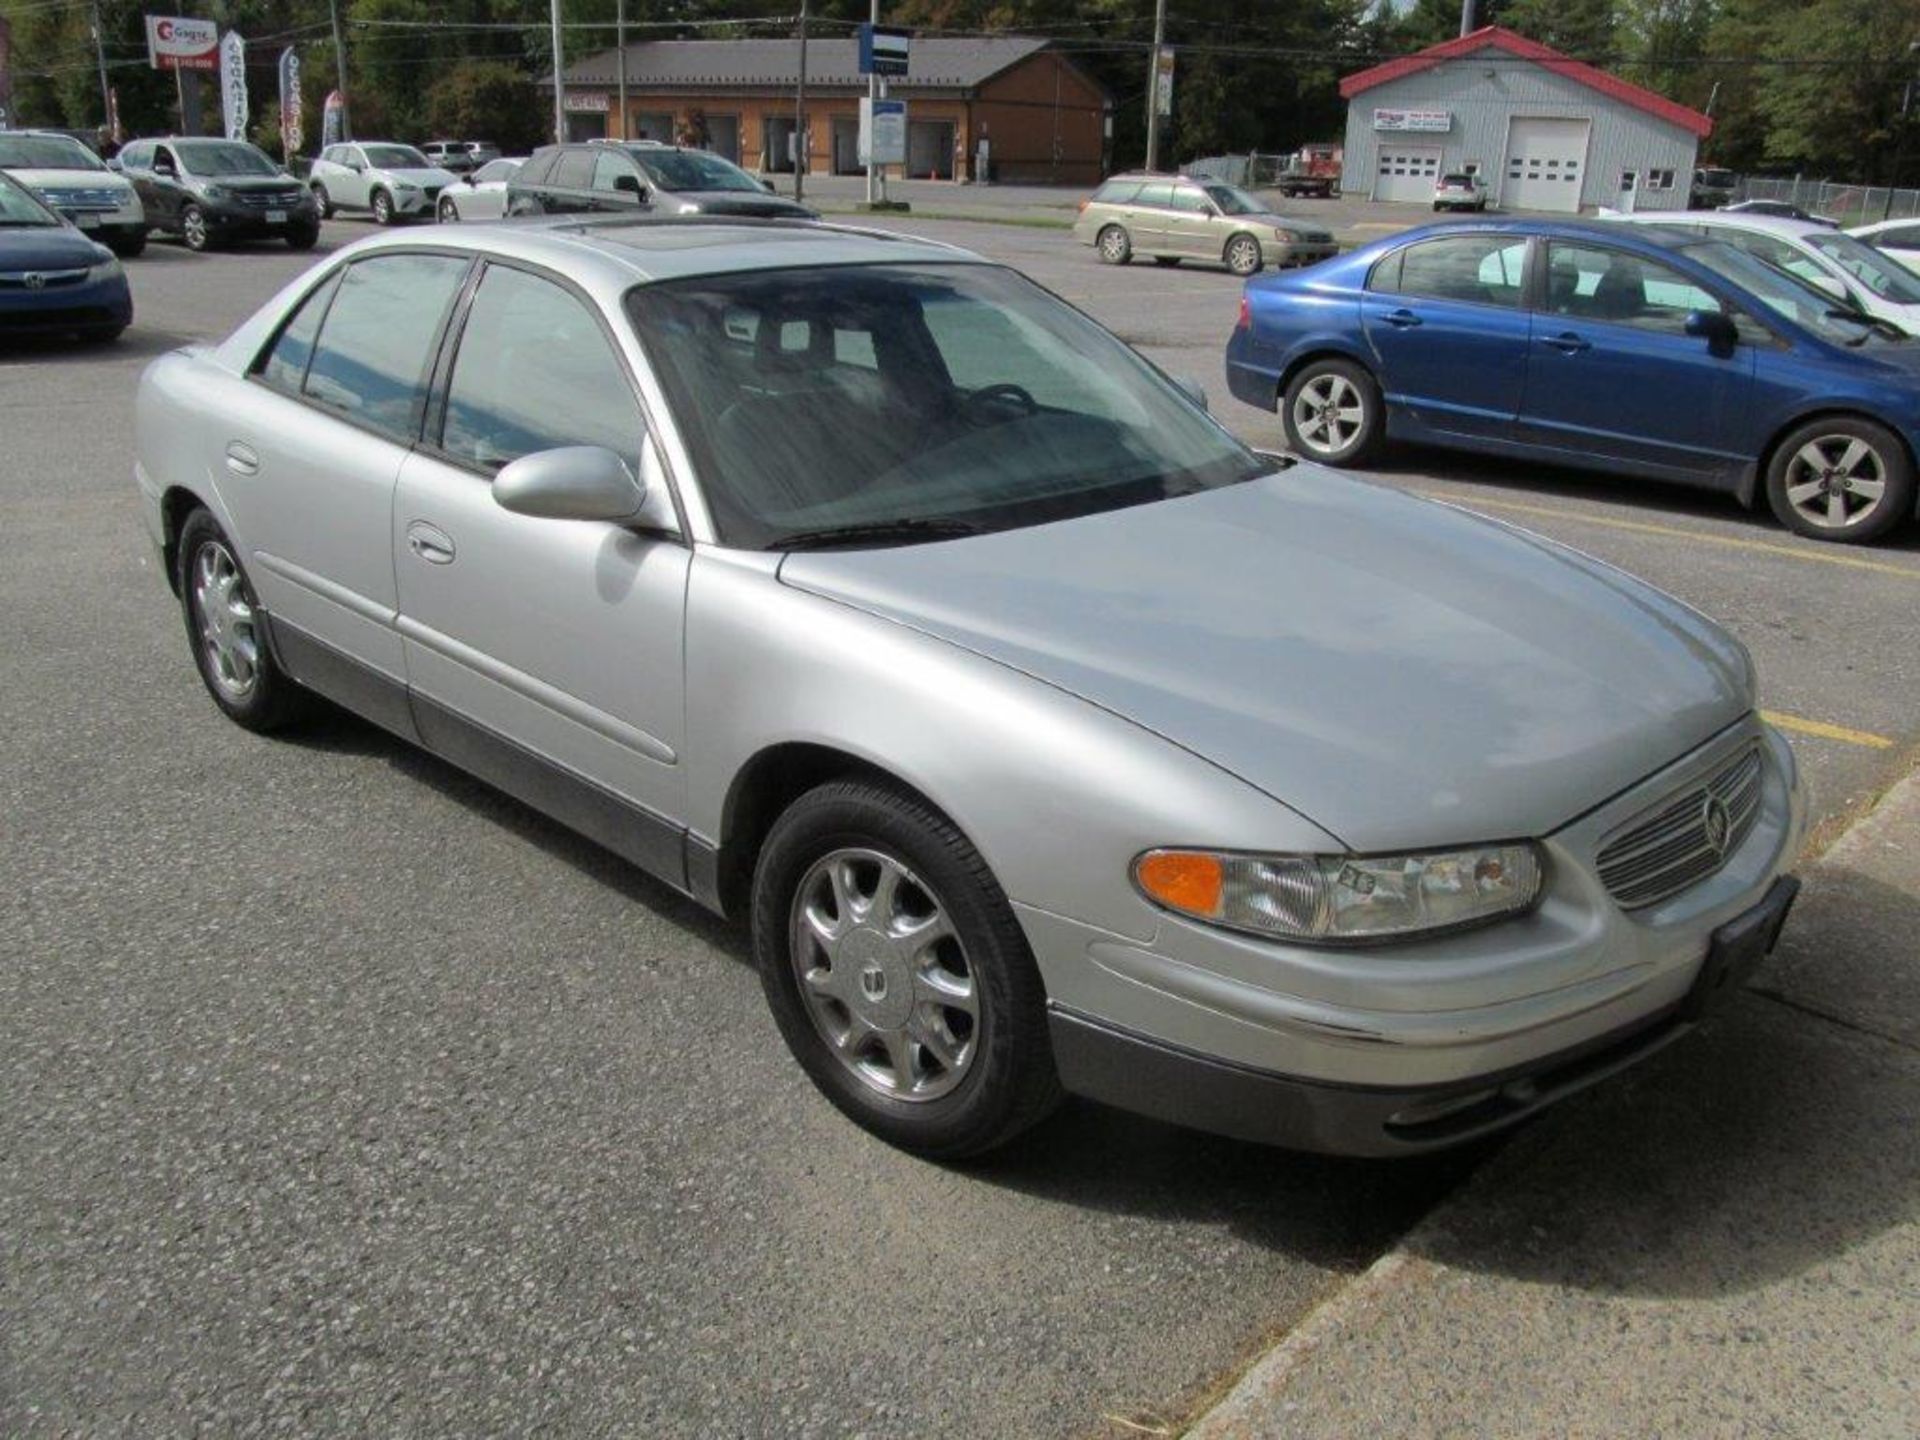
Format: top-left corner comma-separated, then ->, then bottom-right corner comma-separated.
682,549 -> 1341,947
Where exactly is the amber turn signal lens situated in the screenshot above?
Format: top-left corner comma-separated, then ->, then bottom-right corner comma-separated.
1134,850 -> 1224,917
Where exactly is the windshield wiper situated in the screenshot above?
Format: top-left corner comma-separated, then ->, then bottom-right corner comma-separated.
1823,307 -> 1903,345
775,517 -> 986,551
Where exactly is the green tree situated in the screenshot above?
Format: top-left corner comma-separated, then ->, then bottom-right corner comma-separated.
425,59 -> 546,150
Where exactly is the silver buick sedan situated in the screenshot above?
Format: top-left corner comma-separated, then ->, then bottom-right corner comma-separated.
135,219 -> 1806,1159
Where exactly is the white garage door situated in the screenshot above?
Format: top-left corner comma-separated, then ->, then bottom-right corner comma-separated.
1503,117 -> 1590,214
1374,145 -> 1441,203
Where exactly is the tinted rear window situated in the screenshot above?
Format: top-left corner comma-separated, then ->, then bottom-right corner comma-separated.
516,150 -> 558,186
1093,180 -> 1142,204
553,150 -> 594,189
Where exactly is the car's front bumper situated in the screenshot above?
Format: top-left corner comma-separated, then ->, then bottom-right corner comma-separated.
1019,715 -> 1807,1153
0,274 -> 132,335
1275,240 -> 1339,267
201,198 -> 320,236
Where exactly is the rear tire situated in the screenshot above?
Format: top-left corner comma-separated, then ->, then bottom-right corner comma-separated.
751,778 -> 1062,1159
175,509 -> 312,732
1763,415 -> 1914,544
1096,224 -> 1132,265
310,183 -> 332,220
1282,357 -> 1384,467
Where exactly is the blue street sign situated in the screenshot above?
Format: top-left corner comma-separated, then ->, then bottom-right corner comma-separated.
858,24 -> 911,77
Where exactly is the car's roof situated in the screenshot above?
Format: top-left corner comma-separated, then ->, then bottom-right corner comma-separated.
1846,217 -> 1912,237
1623,208 -> 1828,238
1374,217 -> 1699,252
343,214 -> 981,287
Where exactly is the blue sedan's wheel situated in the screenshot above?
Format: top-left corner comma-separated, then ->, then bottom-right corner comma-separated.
751,778 -> 1062,1158
1764,417 -> 1913,545
1282,358 -> 1382,466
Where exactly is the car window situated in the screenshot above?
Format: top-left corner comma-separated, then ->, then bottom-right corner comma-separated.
0,134 -> 105,170
1545,242 -> 1723,334
1202,183 -> 1263,216
301,254 -> 471,443
441,265 -> 645,470
515,151 -> 556,187
0,171 -> 61,225
591,151 -> 636,193
256,270 -> 343,396
120,142 -> 151,169
1133,181 -> 1174,209
553,150 -> 594,189
1376,234 -> 1526,308
153,145 -> 178,173
1805,231 -> 1920,303
1092,180 -> 1141,205
176,141 -> 278,177
1875,224 -> 1920,248
363,145 -> 429,169
1169,186 -> 1210,213
474,159 -> 518,183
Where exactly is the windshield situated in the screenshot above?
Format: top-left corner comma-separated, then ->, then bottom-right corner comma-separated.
0,172 -> 61,226
626,263 -> 1266,549
1697,169 -> 1735,186
0,135 -> 104,171
1804,231 -> 1920,304
365,144 -> 431,169
178,142 -> 280,177
1683,240 -> 1895,344
632,148 -> 762,193
1202,183 -> 1266,216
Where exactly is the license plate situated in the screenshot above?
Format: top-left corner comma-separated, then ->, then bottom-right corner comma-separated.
75,214 -> 99,228
265,210 -> 287,225
1682,875 -> 1799,1021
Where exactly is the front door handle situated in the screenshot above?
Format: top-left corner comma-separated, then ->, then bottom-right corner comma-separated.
224,441 -> 259,476
406,520 -> 456,565
1541,331 -> 1592,354
1382,308 -> 1423,328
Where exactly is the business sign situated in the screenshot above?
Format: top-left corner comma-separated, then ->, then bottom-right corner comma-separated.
278,47 -> 301,156
859,97 -> 905,166
321,88 -> 345,146
1153,47 -> 1175,118
1372,108 -> 1450,133
219,30 -> 247,140
145,15 -> 219,72
563,90 -> 609,113
858,24 -> 911,77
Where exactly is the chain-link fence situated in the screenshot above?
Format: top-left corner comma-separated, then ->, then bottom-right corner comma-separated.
1738,177 -> 1920,226
1183,153 -> 1294,187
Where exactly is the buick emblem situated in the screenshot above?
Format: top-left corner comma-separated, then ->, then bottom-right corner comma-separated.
23,272 -> 45,291
1701,794 -> 1732,856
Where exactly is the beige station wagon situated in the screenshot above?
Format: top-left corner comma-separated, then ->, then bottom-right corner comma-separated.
1073,173 -> 1338,276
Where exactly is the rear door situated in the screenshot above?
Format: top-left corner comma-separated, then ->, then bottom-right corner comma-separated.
1167,183 -> 1218,259
1128,180 -> 1175,253
543,148 -> 596,213
1517,239 -> 1754,478
1360,231 -> 1532,440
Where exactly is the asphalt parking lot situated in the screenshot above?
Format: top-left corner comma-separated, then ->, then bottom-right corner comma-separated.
4,214 -> 1917,1437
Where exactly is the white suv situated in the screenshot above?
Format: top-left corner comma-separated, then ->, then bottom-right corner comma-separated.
308,142 -> 457,225
0,130 -> 147,256
1433,172 -> 1488,213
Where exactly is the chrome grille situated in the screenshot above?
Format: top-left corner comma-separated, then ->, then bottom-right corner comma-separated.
43,186 -> 124,210
236,189 -> 303,209
1597,746 -> 1763,909
0,268 -> 89,289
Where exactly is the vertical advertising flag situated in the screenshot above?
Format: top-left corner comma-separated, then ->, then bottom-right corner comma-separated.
322,89 -> 345,148
219,30 -> 248,141
278,47 -> 302,159
1153,48 -> 1175,119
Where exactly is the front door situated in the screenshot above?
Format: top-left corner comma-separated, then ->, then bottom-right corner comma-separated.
219,251 -> 473,710
392,261 -> 689,867
1519,240 -> 1753,477
1361,231 -> 1531,440
589,149 -> 649,213
132,142 -> 187,229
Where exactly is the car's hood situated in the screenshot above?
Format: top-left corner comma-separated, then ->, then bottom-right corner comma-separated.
379,166 -> 459,186
779,471 -> 1752,850
1253,211 -> 1331,237
191,174 -> 301,192
0,225 -> 110,269
676,190 -> 816,218
8,167 -> 133,195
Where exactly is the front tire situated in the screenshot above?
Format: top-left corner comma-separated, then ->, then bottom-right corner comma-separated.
180,204 -> 213,252
370,188 -> 395,226
175,509 -> 310,732
751,779 -> 1062,1159
309,183 -> 333,219
284,223 -> 319,251
1096,224 -> 1132,265
1282,357 -> 1384,466
1763,416 -> 1914,544
438,196 -> 459,223
1225,233 -> 1264,277
107,231 -> 146,259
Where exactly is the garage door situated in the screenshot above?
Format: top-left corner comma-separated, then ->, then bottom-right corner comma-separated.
1503,117 -> 1590,214
1374,145 -> 1441,203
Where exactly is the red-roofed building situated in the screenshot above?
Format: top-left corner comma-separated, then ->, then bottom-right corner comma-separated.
1338,27 -> 1712,213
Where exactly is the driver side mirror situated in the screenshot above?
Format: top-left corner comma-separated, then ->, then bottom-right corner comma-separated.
493,446 -> 648,523
153,159 -> 177,178
1684,309 -> 1738,352
614,173 -> 648,200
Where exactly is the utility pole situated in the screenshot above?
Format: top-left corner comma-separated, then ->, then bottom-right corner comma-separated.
865,0 -> 879,205
1143,0 -> 1167,171
1458,0 -> 1476,38
328,0 -> 351,140
793,0 -> 808,203
550,0 -> 566,144
616,0 -> 628,139
88,0 -> 112,134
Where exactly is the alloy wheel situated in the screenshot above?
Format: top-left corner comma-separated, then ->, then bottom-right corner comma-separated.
1781,434 -> 1888,531
1228,236 -> 1261,276
1097,226 -> 1129,263
182,206 -> 208,251
1291,372 -> 1366,457
788,847 -> 978,1103
373,191 -> 392,225
438,197 -> 457,223
191,539 -> 260,702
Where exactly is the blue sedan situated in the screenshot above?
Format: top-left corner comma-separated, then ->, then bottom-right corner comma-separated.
1226,219 -> 1920,544
0,167 -> 133,344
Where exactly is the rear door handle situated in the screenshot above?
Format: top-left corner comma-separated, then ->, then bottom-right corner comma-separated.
1382,308 -> 1422,328
1541,331 -> 1592,354
224,441 -> 259,476
406,520 -> 456,565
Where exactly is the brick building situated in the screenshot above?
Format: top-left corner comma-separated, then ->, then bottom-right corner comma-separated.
547,37 -> 1112,185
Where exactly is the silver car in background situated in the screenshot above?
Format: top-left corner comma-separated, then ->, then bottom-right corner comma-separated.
1075,173 -> 1339,276
134,218 -> 1804,1160
308,142 -> 458,225
435,157 -> 525,223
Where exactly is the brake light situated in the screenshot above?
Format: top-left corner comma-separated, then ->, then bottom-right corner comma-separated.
1236,296 -> 1252,331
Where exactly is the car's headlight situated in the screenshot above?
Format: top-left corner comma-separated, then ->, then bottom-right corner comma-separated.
199,183 -> 233,200
676,201 -> 702,215
88,257 -> 124,284
1133,844 -> 1542,944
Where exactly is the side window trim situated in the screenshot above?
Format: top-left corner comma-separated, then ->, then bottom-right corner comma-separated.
1370,234 -> 1528,310
248,262 -> 349,393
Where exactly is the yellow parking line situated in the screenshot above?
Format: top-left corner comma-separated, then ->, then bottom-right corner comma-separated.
1761,711 -> 1896,749
1418,491 -> 1920,581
